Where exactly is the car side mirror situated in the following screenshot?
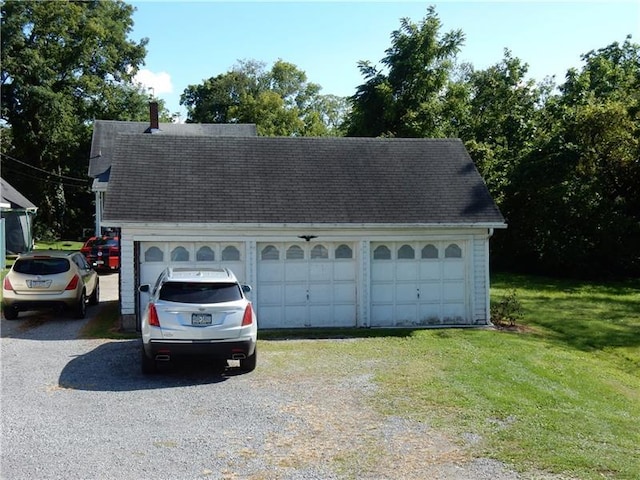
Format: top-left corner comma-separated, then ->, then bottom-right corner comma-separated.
139,284 -> 150,293
241,285 -> 252,294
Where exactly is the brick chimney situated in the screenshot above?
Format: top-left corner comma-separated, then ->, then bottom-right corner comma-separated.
149,101 -> 159,131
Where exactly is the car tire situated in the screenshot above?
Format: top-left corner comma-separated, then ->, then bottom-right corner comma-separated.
74,291 -> 87,319
239,348 -> 257,373
3,305 -> 19,320
141,347 -> 157,374
89,279 -> 100,306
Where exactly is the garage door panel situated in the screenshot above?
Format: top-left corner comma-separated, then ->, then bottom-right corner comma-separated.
395,304 -> 417,324
443,303 -> 466,321
371,241 -> 469,325
419,303 -> 441,321
443,282 -> 465,301
443,262 -> 465,279
395,264 -> 417,281
285,284 -> 308,304
334,284 -> 356,303
419,283 -> 441,301
258,284 -> 282,306
334,262 -> 356,281
310,283 -> 332,303
372,283 -> 393,302
309,262 -> 333,281
372,262 -> 393,280
224,262 -> 245,283
396,284 -> 417,302
371,305 -> 394,326
258,262 -> 283,282
334,305 -> 356,324
419,262 -> 440,279
284,306 -> 307,327
258,242 -> 357,328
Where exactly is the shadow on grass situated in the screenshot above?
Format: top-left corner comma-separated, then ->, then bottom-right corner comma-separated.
492,272 -> 640,354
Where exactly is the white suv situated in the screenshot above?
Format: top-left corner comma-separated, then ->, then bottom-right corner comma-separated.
139,267 -> 257,374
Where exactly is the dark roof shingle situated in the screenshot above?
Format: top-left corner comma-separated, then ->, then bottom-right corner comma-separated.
103,135 -> 504,225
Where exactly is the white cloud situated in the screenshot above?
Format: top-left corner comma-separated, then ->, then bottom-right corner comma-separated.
133,69 -> 173,96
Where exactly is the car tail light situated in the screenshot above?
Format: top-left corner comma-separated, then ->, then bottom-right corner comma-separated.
3,277 -> 13,291
241,304 -> 253,326
65,275 -> 80,290
148,303 -> 160,327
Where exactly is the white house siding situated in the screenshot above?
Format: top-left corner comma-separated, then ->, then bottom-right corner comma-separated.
116,225 -> 496,329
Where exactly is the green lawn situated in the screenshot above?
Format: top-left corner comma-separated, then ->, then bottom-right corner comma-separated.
260,273 -> 640,479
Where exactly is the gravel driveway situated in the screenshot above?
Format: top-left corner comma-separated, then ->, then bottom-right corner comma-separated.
1,274 -> 555,480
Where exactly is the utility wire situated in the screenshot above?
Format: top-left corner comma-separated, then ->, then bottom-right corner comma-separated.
0,152 -> 89,183
1,160 -> 90,189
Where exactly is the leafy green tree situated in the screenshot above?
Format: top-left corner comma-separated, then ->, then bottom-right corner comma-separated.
502,38 -> 640,277
1,0 -> 149,239
181,59 -> 347,136
345,6 -> 464,137
463,50 -> 545,205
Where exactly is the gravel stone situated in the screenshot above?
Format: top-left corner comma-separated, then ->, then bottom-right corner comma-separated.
1,274 -> 570,480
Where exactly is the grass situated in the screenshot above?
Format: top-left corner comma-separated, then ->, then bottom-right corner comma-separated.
258,273 -> 640,479
77,301 -> 137,339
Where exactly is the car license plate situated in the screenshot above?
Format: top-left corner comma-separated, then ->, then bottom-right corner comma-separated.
27,280 -> 52,288
191,313 -> 212,325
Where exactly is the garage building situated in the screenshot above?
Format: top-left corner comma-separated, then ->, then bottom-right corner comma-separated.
100,133 -> 505,330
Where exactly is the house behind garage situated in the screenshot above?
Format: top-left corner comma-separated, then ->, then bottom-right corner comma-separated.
100,131 -> 506,330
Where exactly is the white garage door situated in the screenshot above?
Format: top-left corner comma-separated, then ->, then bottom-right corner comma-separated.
138,241 -> 246,314
370,241 -> 468,326
257,242 -> 357,328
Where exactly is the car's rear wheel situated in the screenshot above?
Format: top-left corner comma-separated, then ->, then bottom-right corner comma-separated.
89,280 -> 100,306
239,348 -> 257,373
3,305 -> 19,320
141,347 -> 158,374
74,291 -> 87,319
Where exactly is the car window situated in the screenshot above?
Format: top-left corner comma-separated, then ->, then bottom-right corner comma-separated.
73,254 -> 90,270
94,238 -> 119,247
13,258 -> 70,275
159,282 -> 243,304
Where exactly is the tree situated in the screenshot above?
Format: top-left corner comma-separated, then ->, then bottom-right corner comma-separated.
500,38 -> 640,277
345,6 -> 464,137
181,59 -> 348,136
1,0 -> 150,239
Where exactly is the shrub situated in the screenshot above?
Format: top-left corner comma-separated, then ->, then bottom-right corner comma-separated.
491,289 -> 523,328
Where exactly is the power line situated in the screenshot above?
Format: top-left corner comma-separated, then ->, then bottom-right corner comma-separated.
0,152 -> 89,183
1,160 -> 91,190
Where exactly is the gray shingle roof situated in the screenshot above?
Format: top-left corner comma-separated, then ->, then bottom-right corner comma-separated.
88,120 -> 257,177
103,135 -> 505,225
1,177 -> 37,210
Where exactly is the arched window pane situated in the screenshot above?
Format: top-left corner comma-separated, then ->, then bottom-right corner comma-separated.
310,244 -> 328,259
261,245 -> 279,261
286,245 -> 304,260
144,246 -> 163,262
421,244 -> 438,259
373,245 -> 391,260
398,244 -> 415,259
196,246 -> 215,261
222,246 -> 240,261
171,246 -> 189,262
445,244 -> 462,258
335,244 -> 352,259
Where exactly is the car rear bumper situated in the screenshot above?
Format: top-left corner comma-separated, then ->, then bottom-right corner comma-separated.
2,299 -> 77,311
144,338 -> 256,359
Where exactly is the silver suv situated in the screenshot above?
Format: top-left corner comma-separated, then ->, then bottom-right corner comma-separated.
139,267 -> 257,374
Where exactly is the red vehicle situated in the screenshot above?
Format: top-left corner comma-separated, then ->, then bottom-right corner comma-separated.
81,235 -> 120,271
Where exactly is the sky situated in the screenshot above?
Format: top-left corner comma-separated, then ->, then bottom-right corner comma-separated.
128,1 -> 640,121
